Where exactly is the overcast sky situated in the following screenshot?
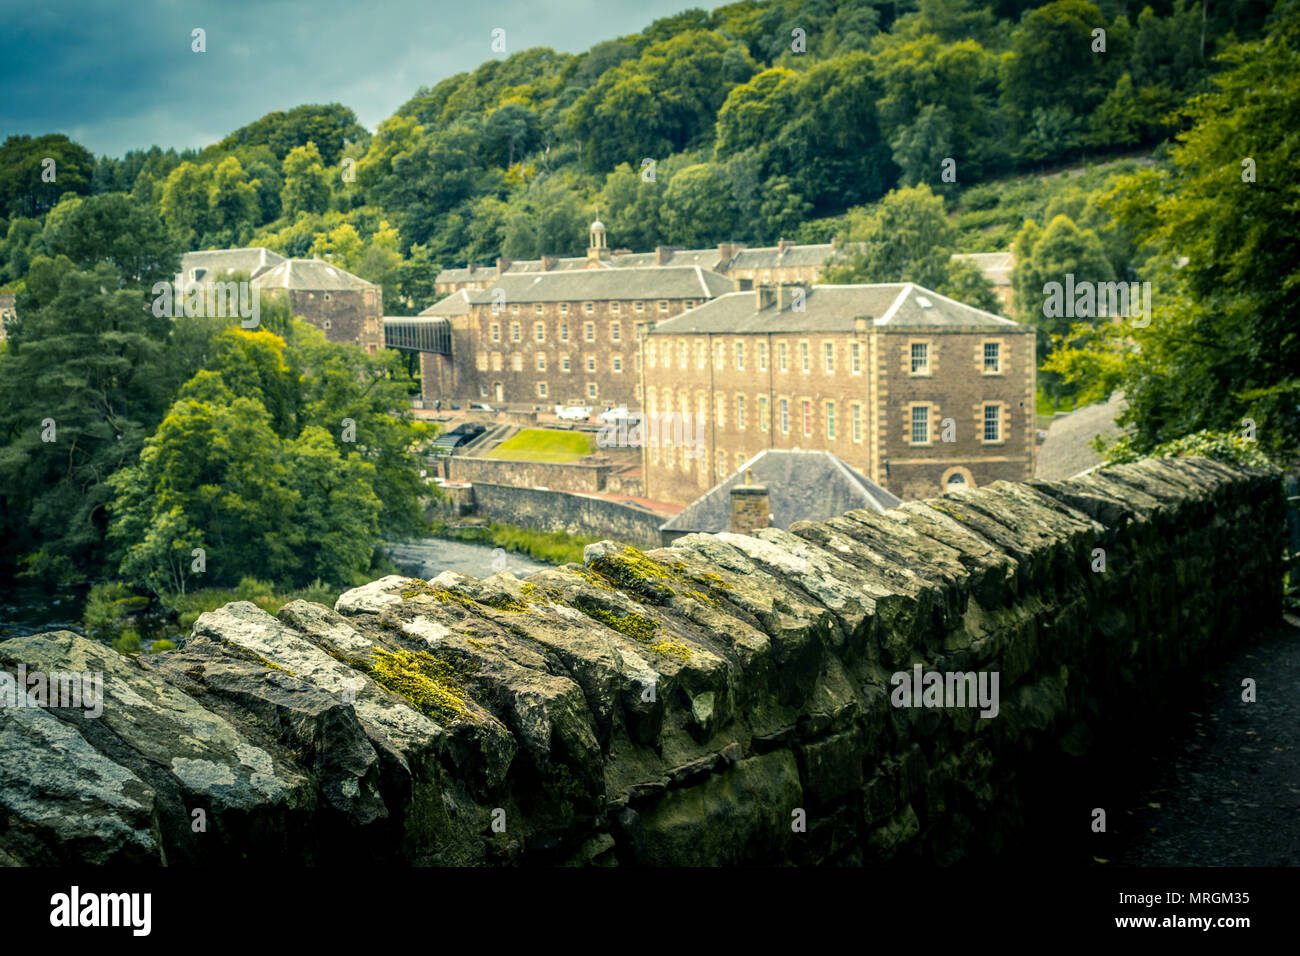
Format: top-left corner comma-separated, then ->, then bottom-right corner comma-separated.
0,0 -> 718,158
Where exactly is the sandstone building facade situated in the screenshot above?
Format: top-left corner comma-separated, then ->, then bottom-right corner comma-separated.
639,283 -> 1035,504
251,257 -> 384,354
420,262 -> 733,407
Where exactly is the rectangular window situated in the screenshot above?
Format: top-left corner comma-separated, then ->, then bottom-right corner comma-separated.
613,355 -> 623,373
983,404 -> 1001,442
780,399 -> 789,434
717,450 -> 727,479
585,322 -> 595,342
561,355 -> 571,372
511,323 -> 520,342
826,401 -> 836,439
778,342 -> 788,372
560,303 -> 569,315
824,342 -> 834,373
586,356 -> 595,372
611,302 -> 620,314
560,322 -> 569,343
852,404 -> 862,443
678,342 -> 686,368
715,342 -> 724,370
584,302 -> 593,314
588,383 -> 598,399
983,341 -> 1001,373
535,323 -> 545,342
537,382 -> 547,398
758,342 -> 768,371
491,353 -> 502,371
759,396 -> 769,432
735,342 -> 744,370
658,300 -> 668,313
911,405 -> 929,444
851,342 -> 861,374
696,343 -> 705,369
634,301 -> 644,313
801,342 -> 810,373
911,342 -> 929,375
737,395 -> 746,430
511,304 -> 519,314
802,400 -> 811,436
611,322 -> 621,342
490,323 -> 500,343
535,304 -> 543,314
648,344 -> 656,367
511,354 -> 522,371
536,354 -> 546,371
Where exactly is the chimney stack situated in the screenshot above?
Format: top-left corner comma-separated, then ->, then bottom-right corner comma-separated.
655,245 -> 672,266
777,284 -> 802,311
778,237 -> 793,255
729,469 -> 770,535
542,254 -> 558,272
496,257 -> 512,276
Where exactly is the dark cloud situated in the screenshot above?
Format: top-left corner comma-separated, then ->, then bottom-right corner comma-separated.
0,0 -> 714,157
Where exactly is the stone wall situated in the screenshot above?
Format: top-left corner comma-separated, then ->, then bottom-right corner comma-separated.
446,457 -> 611,494
442,482 -> 667,550
0,458 -> 1284,866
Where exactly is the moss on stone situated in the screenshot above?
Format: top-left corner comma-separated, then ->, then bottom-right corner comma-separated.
465,638 -> 487,650
581,606 -> 660,643
362,648 -> 474,724
591,547 -> 684,595
649,639 -> 693,662
479,594 -> 529,613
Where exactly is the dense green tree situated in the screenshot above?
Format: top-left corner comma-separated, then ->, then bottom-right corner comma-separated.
42,193 -> 179,288
0,134 -> 95,219
281,142 -> 333,218
160,162 -> 214,249
219,103 -> 367,167
0,257 -> 174,578
1048,3 -> 1300,457
662,163 -> 738,247
824,184 -> 958,289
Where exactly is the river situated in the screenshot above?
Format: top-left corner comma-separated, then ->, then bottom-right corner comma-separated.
0,539 -> 556,641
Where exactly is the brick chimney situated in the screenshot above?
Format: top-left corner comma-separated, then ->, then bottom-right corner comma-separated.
755,285 -> 776,310
467,263 -> 477,276
717,242 -> 741,267
778,238 -> 793,255
655,245 -> 672,266
729,469 -> 770,534
542,254 -> 558,272
777,284 -> 802,311
496,257 -> 512,276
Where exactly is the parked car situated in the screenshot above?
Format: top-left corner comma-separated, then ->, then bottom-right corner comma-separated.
555,405 -> 593,421
469,402 -> 495,412
598,406 -> 633,424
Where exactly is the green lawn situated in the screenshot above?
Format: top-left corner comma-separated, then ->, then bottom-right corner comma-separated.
485,428 -> 594,463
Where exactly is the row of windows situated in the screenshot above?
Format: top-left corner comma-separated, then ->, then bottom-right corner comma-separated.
492,320 -> 628,344
477,352 -> 629,373
909,405 -> 1004,444
491,300 -> 686,317
645,390 -> 1007,445
528,382 -> 601,400
644,339 -> 1005,376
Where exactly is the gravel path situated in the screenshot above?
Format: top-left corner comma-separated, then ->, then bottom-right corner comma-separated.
1112,616 -> 1300,866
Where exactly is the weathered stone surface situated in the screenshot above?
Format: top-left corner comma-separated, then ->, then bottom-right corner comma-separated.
4,457 -> 1284,866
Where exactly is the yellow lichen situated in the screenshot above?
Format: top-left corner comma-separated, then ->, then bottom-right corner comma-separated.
362,648 -> 474,724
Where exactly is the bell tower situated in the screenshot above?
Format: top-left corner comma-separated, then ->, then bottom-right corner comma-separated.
588,214 -> 609,262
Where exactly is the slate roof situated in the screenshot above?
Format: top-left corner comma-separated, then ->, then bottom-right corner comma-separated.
466,266 -> 732,304
647,283 -> 1024,336
1035,391 -> 1128,481
419,289 -> 473,316
251,258 -> 375,291
727,243 -> 834,270
180,247 -> 285,281
952,251 -> 1014,287
435,247 -> 729,283
661,449 -> 901,534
